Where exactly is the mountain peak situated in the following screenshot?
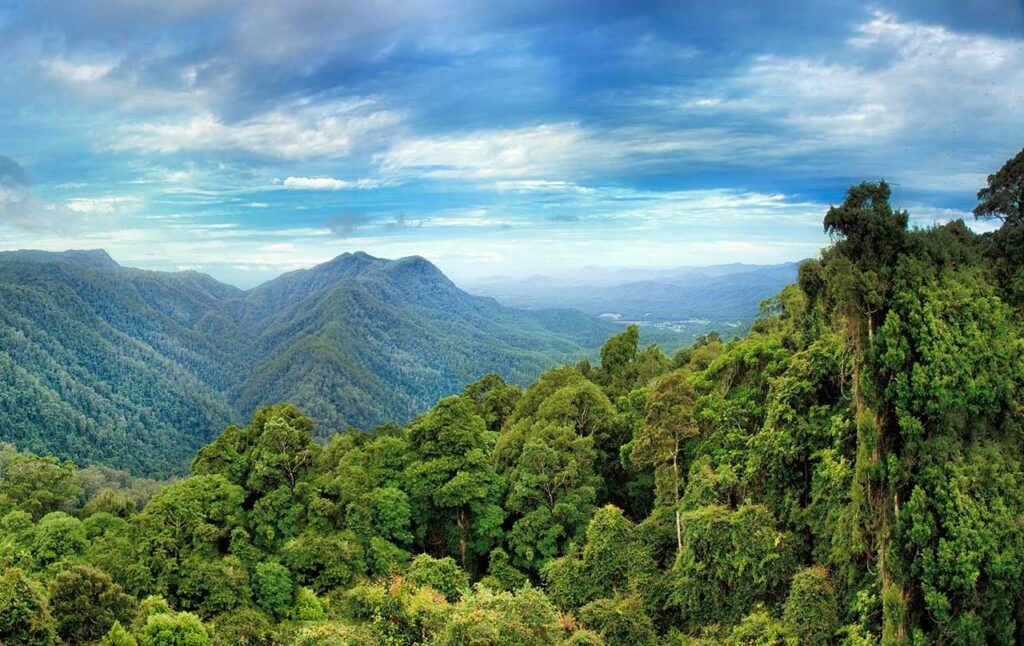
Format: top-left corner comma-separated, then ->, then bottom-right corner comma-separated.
387,255 -> 451,285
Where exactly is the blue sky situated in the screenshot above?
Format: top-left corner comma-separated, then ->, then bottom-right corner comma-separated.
0,0 -> 1021,287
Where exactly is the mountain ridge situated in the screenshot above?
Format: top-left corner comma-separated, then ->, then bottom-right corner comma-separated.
0,249 -> 622,476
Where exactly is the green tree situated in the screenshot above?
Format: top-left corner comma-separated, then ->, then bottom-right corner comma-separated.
31,511 -> 87,567
503,420 -> 598,572
439,585 -> 565,646
726,606 -> 795,646
0,451 -> 81,520
140,612 -> 211,646
403,396 -> 505,571
543,506 -> 654,610
406,554 -> 470,602
209,608 -> 276,646
49,565 -> 137,644
462,374 -> 523,433
673,505 -> 797,631
98,621 -> 138,646
246,409 -> 319,495
599,325 -> 640,396
975,148 -> 1024,314
631,369 -> 698,553
782,566 -> 838,646
974,147 -> 1024,226
0,568 -> 56,645
577,596 -> 657,646
252,561 -> 294,619
280,529 -> 365,593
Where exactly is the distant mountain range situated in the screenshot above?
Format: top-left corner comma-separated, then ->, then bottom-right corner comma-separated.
463,262 -> 802,323
0,249 -> 621,476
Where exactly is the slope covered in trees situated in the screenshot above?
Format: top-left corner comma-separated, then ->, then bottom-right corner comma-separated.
0,251 -> 621,477
1,151 -> 1022,644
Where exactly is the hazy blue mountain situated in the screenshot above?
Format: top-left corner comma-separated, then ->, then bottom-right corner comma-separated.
0,250 -> 624,476
464,262 -> 802,323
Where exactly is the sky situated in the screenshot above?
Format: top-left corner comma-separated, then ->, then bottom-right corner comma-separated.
0,1 -> 1021,288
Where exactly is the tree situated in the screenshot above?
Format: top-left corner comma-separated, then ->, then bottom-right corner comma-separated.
175,556 -> 251,617
209,608 -> 276,646
782,566 -> 838,646
99,621 -> 138,646
31,511 -> 87,566
502,420 -> 599,572
543,506 -> 654,610
0,451 -> 81,520
726,606 -> 795,646
406,554 -> 470,603
247,413 -> 319,494
404,396 -> 505,571
462,374 -> 522,433
974,147 -> 1024,225
0,568 -> 56,645
280,529 -> 366,593
49,565 -> 137,644
140,612 -> 211,646
439,585 -> 565,646
673,505 -> 797,631
253,561 -> 294,619
577,596 -> 657,646
975,148 -> 1024,314
599,325 -> 640,395
631,369 -> 698,552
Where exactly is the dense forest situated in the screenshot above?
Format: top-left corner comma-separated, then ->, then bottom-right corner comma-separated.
0,250 -> 627,477
0,150 -> 1022,645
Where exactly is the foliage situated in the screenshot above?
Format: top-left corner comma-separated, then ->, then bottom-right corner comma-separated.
0,567 -> 55,645
49,565 -> 137,644
140,611 -> 211,646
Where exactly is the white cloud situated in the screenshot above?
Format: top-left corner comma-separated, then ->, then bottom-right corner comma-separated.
0,186 -> 110,232
115,99 -> 402,159
67,196 -> 140,214
43,58 -> 117,83
687,12 -> 1024,182
282,176 -> 384,190
494,180 -> 595,194
377,122 -> 590,180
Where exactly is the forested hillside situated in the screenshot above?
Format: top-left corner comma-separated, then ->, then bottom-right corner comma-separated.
0,152 -> 1021,645
0,251 -> 619,477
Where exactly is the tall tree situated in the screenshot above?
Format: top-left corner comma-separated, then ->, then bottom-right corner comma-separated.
631,370 -> 697,552
403,396 -> 505,571
974,148 -> 1024,315
974,148 -> 1024,226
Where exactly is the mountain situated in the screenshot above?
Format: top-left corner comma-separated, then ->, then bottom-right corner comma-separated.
0,250 -> 620,477
464,262 -> 802,322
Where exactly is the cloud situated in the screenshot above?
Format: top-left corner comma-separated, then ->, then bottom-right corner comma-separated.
0,158 -> 136,232
283,176 -> 384,190
495,180 -> 595,194
325,212 -> 370,237
115,99 -> 402,159
0,188 -> 85,232
43,57 -> 117,83
66,196 -> 140,214
377,123 -> 590,180
658,11 -> 1024,188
